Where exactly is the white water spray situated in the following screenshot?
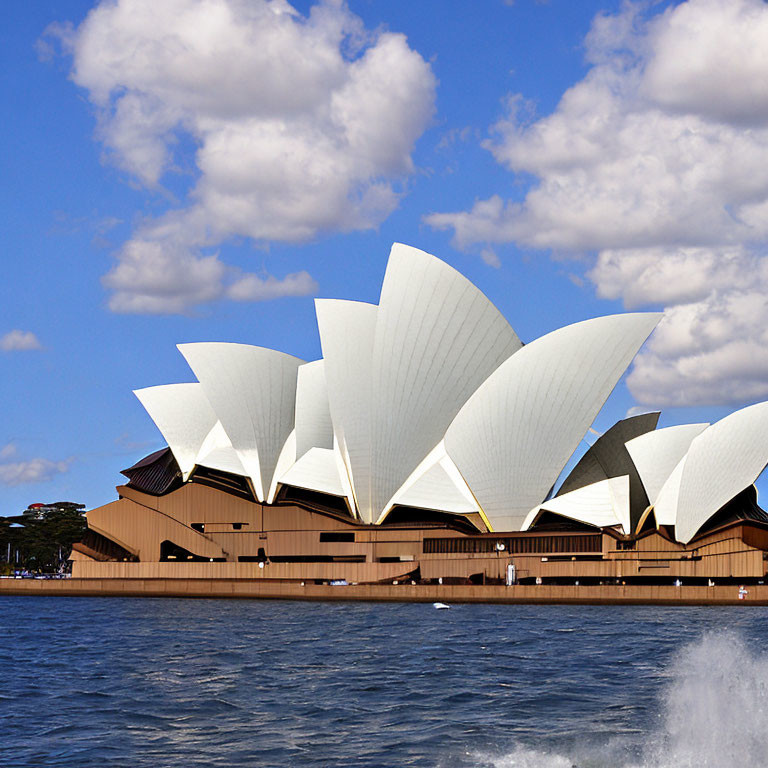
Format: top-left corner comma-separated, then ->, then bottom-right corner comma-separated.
473,631 -> 768,768
648,630 -> 768,767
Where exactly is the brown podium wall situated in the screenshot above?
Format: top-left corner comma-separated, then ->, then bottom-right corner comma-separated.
75,482 -> 768,584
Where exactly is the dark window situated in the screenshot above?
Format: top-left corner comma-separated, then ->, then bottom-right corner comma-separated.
191,523 -> 205,533
319,532 -> 355,543
160,540 -> 225,562
190,466 -> 255,500
270,555 -> 366,563
276,485 -> 351,516
76,529 -> 138,562
232,523 -> 243,530
423,534 -> 602,555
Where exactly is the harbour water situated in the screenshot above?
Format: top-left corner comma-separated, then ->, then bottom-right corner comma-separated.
1,596 -> 766,767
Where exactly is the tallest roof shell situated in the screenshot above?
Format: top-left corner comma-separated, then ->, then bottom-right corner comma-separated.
315,243 -> 522,522
367,243 -> 523,519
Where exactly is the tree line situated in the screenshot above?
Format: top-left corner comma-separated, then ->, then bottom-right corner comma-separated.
0,502 -> 87,574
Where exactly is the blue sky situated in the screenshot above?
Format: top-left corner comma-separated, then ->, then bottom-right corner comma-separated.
2,0 -> 767,512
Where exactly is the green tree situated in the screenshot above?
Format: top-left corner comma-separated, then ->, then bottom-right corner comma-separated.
0,502 -> 87,572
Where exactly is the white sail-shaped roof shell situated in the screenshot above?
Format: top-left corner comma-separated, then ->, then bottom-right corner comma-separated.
195,420 -> 247,476
367,243 -> 522,520
654,455 -> 686,527
385,443 -> 479,517
315,299 -> 378,520
134,383 -> 217,479
267,430 -> 297,504
279,447 -> 346,498
674,402 -> 768,543
315,244 -> 522,523
444,312 -> 662,531
177,343 -> 304,502
294,360 -> 333,460
390,461 -> 478,515
523,475 -> 631,535
625,423 -> 708,506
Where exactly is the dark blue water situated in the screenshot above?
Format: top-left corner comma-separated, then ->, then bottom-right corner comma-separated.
1,597 -> 767,767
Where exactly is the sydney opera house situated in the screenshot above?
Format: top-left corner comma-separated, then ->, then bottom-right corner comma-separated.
70,244 -> 768,590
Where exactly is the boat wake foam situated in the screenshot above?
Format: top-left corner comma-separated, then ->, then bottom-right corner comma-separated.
470,631 -> 768,768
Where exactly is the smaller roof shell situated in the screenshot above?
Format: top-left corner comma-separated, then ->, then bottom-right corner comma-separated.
195,421 -> 247,477
625,423 -> 708,507
315,299 -> 378,520
444,312 -> 661,531
388,457 -> 478,516
133,383 -> 217,479
674,401 -> 768,543
279,447 -> 346,498
653,455 -> 686,527
294,360 -> 333,460
556,412 -> 659,532
377,441 -> 480,522
524,475 -> 630,534
178,343 -> 304,502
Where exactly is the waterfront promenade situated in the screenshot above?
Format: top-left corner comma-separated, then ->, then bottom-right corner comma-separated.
2,577 -> 768,605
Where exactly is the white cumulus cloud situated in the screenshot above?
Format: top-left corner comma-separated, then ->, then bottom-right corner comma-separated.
0,444 -> 17,459
0,458 -> 70,487
49,0 -> 436,314
0,330 -> 42,351
426,0 -> 768,407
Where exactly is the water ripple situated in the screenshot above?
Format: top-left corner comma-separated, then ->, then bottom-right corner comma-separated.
1,597 -> 767,766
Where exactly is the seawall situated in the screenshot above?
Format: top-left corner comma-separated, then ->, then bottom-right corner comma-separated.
2,578 -> 768,605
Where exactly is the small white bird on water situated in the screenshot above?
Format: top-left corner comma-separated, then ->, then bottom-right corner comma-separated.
433,602 -> 450,609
